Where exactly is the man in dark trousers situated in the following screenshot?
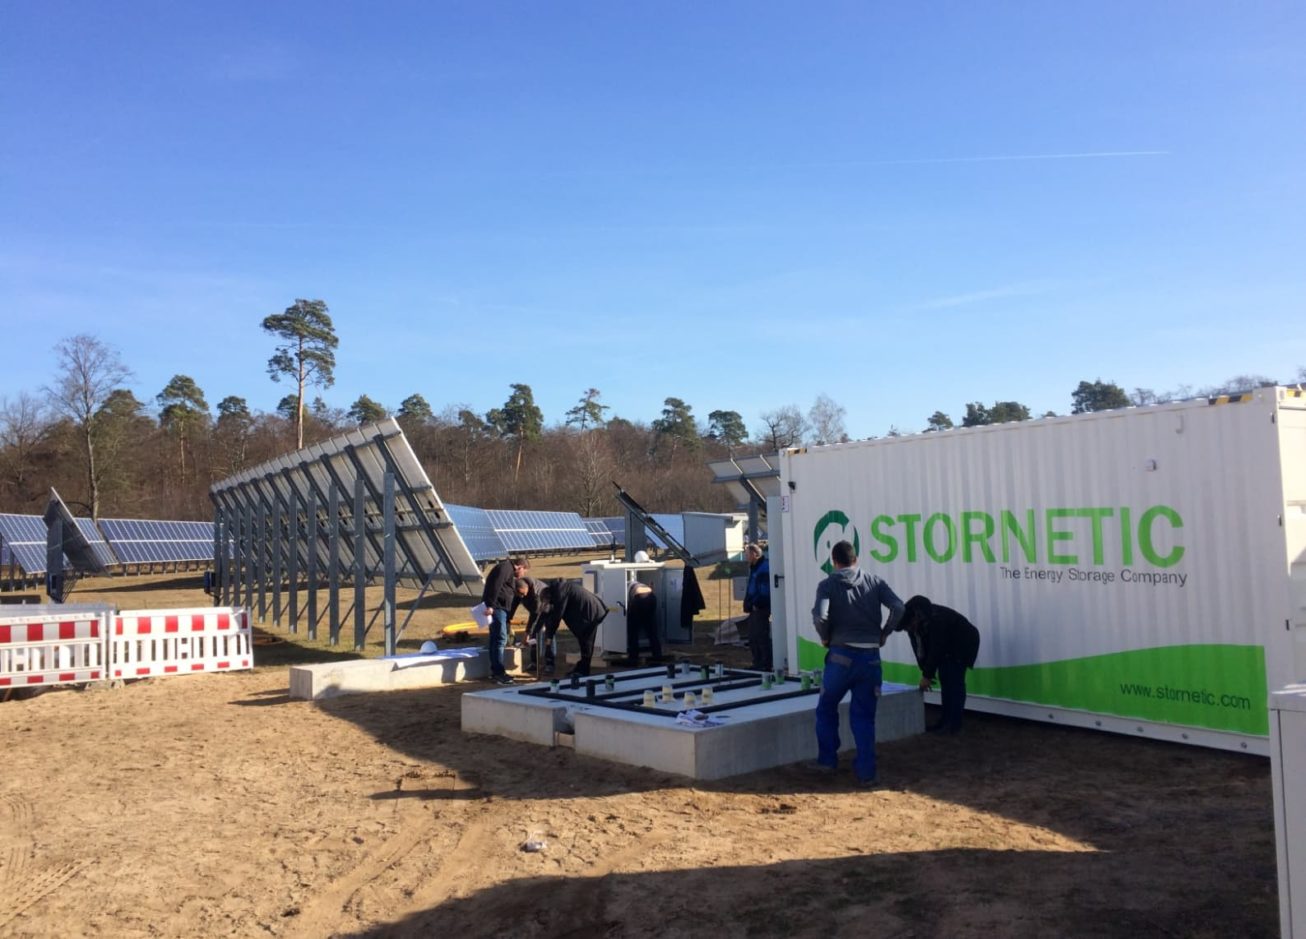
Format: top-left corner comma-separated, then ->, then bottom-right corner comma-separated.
810,540 -> 904,787
537,579 -> 609,676
482,556 -> 529,684
892,595 -> 981,734
743,543 -> 772,671
620,579 -> 660,667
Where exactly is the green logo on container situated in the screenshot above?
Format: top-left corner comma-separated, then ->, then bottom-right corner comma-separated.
813,510 -> 860,574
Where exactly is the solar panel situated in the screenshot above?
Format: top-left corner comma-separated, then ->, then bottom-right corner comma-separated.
445,504 -> 508,562
75,517 -> 119,569
99,518 -> 215,564
484,509 -> 595,553
706,457 -> 763,507
44,491 -> 108,574
583,518 -> 615,547
43,489 -> 107,576
0,513 -> 49,574
733,454 -> 782,498
596,516 -> 626,546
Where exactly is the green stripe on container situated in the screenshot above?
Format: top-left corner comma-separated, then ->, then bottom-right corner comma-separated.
797,638 -> 1268,735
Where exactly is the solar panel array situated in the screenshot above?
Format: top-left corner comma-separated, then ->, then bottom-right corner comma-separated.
0,495 -> 696,585
99,518 -> 215,564
0,512 -> 217,576
444,505 -> 508,562
484,509 -> 595,553
0,513 -> 51,575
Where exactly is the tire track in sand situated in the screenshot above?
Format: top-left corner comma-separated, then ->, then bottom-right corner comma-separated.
0,793 -> 89,930
282,804 -> 453,939
399,811 -> 678,933
0,792 -> 34,889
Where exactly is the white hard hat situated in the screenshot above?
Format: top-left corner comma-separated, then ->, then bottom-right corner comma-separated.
633,550 -> 651,563
419,640 -> 438,654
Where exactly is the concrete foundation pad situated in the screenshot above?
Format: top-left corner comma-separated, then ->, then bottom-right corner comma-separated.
461,683 -> 572,746
290,646 -> 522,700
460,666 -> 924,780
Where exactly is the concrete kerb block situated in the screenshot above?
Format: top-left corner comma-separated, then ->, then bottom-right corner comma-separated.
288,646 -> 523,701
461,684 -> 572,746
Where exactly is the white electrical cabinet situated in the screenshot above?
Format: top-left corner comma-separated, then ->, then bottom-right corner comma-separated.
1271,684 -> 1306,939
583,560 -> 666,658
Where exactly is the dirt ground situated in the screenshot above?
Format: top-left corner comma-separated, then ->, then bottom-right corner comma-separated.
0,562 -> 1282,938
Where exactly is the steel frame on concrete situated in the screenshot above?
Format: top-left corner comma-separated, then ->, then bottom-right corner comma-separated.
209,420 -> 482,653
517,666 -> 820,715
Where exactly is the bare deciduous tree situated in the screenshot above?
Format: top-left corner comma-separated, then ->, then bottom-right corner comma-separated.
807,394 -> 847,446
569,428 -> 616,518
754,405 -> 807,450
0,392 -> 55,507
45,334 -> 132,519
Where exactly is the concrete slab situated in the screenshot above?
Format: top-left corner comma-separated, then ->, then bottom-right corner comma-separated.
461,683 -> 572,746
290,646 -> 522,700
460,665 -> 924,780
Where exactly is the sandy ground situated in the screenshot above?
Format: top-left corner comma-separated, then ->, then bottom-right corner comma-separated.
0,569 -> 1282,938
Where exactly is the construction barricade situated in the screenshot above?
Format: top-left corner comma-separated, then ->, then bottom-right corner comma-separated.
110,607 -> 253,679
0,606 -> 109,689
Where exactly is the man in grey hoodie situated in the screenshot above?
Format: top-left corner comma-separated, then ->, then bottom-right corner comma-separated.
809,539 -> 904,786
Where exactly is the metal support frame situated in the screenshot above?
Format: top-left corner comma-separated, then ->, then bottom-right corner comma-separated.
271,491 -> 283,627
208,419 -> 482,655
45,514 -> 65,602
353,476 -> 366,651
382,472 -> 396,657
328,482 -> 341,645
706,455 -> 775,546
516,668 -> 817,714
306,487 -> 318,641
611,483 -> 696,564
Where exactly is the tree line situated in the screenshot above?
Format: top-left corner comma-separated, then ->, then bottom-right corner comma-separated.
2,299 -> 1301,521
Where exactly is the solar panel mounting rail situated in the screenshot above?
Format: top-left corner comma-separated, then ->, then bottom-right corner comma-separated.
610,482 -> 697,565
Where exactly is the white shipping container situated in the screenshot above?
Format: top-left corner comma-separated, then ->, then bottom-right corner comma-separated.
777,387 -> 1306,754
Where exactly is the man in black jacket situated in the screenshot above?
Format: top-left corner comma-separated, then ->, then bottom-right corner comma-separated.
537,579 -> 609,676
892,595 -> 981,734
513,576 -> 552,674
482,556 -> 529,684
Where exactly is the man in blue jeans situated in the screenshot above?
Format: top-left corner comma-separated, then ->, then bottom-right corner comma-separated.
482,556 -> 529,685
809,539 -> 904,787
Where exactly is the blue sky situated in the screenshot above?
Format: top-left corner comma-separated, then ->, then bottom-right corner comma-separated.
3,1 -> 1303,440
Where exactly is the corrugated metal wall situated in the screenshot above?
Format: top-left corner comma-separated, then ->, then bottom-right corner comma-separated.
779,388 -> 1305,748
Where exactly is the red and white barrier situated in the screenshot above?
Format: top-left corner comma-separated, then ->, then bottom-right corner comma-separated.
0,612 -> 106,688
110,607 -> 252,679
